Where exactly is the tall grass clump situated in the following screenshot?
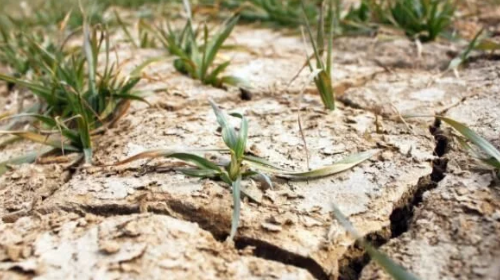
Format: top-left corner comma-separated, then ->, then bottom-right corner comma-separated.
302,0 -> 336,111
0,24 -> 147,171
151,1 -> 247,88
387,0 -> 456,42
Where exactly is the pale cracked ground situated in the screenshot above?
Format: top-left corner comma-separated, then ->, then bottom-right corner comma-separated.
1,12 -> 499,280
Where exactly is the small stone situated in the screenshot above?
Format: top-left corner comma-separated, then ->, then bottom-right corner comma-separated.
7,245 -> 22,261
100,240 -> 121,254
261,222 -> 282,232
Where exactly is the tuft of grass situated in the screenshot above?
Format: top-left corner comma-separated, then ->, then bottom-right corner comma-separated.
387,0 -> 456,42
331,203 -> 420,280
112,99 -> 379,239
0,24 -> 147,169
151,1 -> 247,88
301,0 -> 336,111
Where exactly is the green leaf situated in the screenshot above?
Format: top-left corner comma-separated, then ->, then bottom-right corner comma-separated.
0,147 -> 55,176
235,116 -> 248,160
438,117 -> 500,164
331,203 -> 420,280
0,131 -> 80,152
113,148 -> 229,167
246,149 -> 379,179
219,75 -> 251,88
201,15 -> 239,78
228,175 -> 242,241
209,99 -> 238,149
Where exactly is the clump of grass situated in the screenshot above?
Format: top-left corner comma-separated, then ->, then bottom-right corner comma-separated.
112,99 -> 379,239
152,2 -> 246,88
387,0 -> 456,42
301,0 -> 336,111
0,24 -> 147,170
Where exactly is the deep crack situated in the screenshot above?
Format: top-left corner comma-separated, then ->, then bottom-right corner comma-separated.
337,118 -> 451,280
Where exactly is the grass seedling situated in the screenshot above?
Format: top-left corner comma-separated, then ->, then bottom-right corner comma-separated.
331,203 -> 420,280
0,24 -> 147,171
151,1 -> 247,88
112,99 -> 379,239
387,0 -> 456,42
301,0 -> 336,111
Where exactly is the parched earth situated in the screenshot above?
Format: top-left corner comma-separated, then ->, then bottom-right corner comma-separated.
1,5 -> 500,280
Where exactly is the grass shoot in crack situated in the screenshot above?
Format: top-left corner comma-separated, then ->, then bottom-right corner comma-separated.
111,99 -> 379,240
331,203 -> 420,280
0,24 -> 148,173
437,116 -> 500,178
301,0 -> 336,111
151,1 -> 248,89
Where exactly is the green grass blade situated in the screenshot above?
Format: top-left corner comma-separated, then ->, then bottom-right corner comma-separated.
219,75 -> 251,88
112,148 -> 229,166
209,99 -> 237,149
202,15 -> 239,78
235,116 -> 248,159
246,149 -> 379,179
0,147 -> 54,176
331,203 -> 420,280
438,117 -> 500,164
0,131 -> 80,152
229,175 -> 242,241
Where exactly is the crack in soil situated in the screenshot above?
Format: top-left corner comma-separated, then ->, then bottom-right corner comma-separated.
4,116 -> 453,280
337,118 -> 451,280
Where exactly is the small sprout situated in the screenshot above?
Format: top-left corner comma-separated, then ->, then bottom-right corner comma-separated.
112,100 -> 379,239
151,1 -> 247,89
301,0 -> 336,111
331,203 -> 420,280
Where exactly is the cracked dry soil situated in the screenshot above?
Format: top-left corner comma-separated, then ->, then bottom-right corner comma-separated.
1,9 -> 500,280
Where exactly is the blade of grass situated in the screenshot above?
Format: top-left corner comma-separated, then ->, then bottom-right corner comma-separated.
331,203 -> 420,280
0,147 -> 55,175
246,149 -> 379,179
438,117 -> 500,163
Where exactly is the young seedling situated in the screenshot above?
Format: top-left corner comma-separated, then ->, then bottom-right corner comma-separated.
301,0 -> 336,111
437,116 -> 500,177
151,1 -> 247,88
331,203 -> 420,280
112,99 -> 379,240
0,24 -> 147,171
387,0 -> 456,42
